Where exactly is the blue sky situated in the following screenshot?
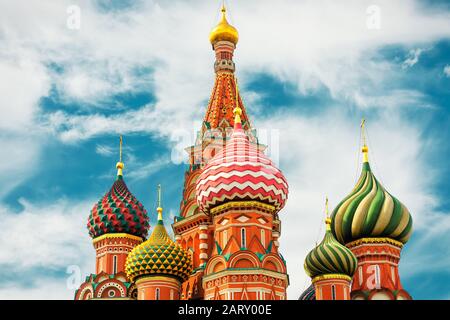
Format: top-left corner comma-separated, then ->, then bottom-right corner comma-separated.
0,0 -> 449,299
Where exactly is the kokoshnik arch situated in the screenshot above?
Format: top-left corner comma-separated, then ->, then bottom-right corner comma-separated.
75,4 -> 413,301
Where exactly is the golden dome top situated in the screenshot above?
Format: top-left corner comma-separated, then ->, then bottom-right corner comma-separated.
209,5 -> 239,46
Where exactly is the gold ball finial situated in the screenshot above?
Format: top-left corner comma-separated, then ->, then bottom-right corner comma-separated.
116,161 -> 124,176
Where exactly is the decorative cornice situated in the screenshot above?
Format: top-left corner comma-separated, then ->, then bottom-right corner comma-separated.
202,268 -> 288,284
135,275 -> 181,285
172,212 -> 211,232
346,237 -> 403,249
92,233 -> 142,245
312,274 -> 352,284
210,201 -> 276,216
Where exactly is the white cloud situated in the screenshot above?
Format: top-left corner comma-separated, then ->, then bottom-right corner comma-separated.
127,155 -> 172,181
0,135 -> 41,199
402,48 -> 424,69
0,279 -> 76,300
0,198 -> 94,269
1,0 -> 449,143
0,56 -> 50,131
0,198 -> 95,299
95,144 -> 114,156
444,65 -> 450,77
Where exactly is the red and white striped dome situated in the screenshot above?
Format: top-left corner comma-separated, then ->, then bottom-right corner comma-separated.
196,119 -> 288,213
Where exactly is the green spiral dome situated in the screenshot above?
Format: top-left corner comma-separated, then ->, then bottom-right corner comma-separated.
304,220 -> 357,279
331,160 -> 413,245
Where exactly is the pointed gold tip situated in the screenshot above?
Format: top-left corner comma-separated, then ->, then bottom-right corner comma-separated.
233,77 -> 242,124
233,106 -> 242,124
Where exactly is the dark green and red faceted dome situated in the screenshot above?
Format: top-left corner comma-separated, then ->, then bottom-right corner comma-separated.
87,165 -> 150,239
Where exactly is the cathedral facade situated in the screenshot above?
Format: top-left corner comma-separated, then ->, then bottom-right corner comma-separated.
75,5 -> 412,301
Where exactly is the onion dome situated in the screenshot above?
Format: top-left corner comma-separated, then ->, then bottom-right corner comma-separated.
87,137 -> 150,239
125,185 -> 192,282
209,4 -> 239,46
331,123 -> 413,245
304,209 -> 357,280
196,79 -> 288,213
299,284 -> 316,300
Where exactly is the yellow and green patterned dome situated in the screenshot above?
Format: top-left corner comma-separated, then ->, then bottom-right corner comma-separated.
125,204 -> 192,282
304,215 -> 357,280
331,142 -> 413,245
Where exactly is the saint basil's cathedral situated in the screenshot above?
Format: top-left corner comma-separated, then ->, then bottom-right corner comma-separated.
75,5 -> 413,301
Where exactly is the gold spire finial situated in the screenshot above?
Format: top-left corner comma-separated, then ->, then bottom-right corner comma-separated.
325,197 -> 331,230
209,1 -> 239,45
233,77 -> 242,124
157,184 -> 163,221
116,135 -> 124,176
361,118 -> 369,163
221,1 -> 226,15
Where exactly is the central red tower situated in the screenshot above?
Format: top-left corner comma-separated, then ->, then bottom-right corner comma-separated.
172,5 -> 289,300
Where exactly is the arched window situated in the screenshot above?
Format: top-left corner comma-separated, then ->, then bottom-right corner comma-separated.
222,230 -> 228,248
260,229 -> 265,248
170,289 -> 174,300
155,288 -> 160,300
241,228 -> 246,248
374,265 -> 381,289
331,285 -> 336,300
358,266 -> 363,286
112,255 -> 117,274
391,266 -> 396,284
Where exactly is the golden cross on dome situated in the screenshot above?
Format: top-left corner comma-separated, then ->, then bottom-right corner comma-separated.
119,135 -> 123,163
157,184 -> 163,221
361,118 -> 366,147
116,135 -> 124,176
325,197 -> 332,230
360,118 -> 369,163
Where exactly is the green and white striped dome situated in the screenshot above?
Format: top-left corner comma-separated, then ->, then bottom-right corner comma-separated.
331,146 -> 413,245
304,218 -> 357,279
